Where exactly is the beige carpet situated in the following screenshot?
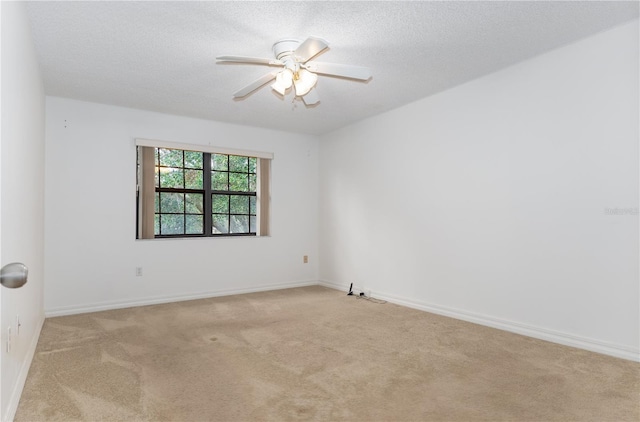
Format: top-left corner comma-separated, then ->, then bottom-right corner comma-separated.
15,286 -> 639,421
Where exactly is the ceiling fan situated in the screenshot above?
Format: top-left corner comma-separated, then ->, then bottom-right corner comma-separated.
216,36 -> 372,106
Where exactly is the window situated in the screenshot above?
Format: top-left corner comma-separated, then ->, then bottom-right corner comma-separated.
155,148 -> 205,236
211,154 -> 257,235
136,140 -> 271,239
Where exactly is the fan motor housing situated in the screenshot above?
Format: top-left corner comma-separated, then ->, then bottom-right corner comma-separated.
272,39 -> 300,60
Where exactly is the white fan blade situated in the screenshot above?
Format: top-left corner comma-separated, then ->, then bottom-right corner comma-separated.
301,88 -> 320,106
294,36 -> 329,62
233,72 -> 278,98
217,56 -> 283,66
305,61 -> 372,81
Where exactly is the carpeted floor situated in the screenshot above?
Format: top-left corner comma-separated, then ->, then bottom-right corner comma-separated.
15,286 -> 640,421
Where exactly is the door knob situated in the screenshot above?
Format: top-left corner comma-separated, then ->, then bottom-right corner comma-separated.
0,263 -> 28,289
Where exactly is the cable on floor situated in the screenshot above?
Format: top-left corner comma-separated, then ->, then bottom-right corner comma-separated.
355,295 -> 387,304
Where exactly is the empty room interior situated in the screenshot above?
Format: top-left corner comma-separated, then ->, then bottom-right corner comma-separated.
1,1 -> 639,421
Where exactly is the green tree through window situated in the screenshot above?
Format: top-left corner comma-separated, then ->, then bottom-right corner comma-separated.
150,148 -> 257,237
211,153 -> 257,234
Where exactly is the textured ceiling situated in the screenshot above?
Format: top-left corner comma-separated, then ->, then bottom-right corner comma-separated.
26,1 -> 639,135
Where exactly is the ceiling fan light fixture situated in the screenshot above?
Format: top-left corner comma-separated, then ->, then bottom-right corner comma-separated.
271,69 -> 294,96
293,69 -> 318,97
218,36 -> 372,104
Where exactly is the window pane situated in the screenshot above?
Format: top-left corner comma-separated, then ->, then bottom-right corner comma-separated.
185,194 -> 203,214
229,155 -> 249,172
185,215 -> 203,234
160,192 -> 184,213
212,214 -> 229,234
158,148 -> 183,167
159,168 -> 183,188
230,215 -> 249,233
229,173 -> 248,192
160,214 -> 184,235
212,171 -> 229,191
212,194 -> 229,213
230,195 -> 249,214
212,154 -> 228,171
184,151 -> 203,169
143,149 -> 263,239
185,169 -> 203,189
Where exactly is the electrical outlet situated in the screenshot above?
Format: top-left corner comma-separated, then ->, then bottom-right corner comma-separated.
303,255 -> 308,264
136,267 -> 143,277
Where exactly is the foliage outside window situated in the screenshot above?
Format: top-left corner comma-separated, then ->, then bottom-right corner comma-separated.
137,145 -> 266,238
210,153 -> 258,235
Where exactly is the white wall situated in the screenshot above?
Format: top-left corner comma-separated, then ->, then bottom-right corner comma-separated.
319,20 -> 639,360
0,2 -> 46,421
44,97 -> 319,315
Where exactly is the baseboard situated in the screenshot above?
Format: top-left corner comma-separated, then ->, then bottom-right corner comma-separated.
319,279 -> 640,362
45,279 -> 318,317
3,315 -> 45,422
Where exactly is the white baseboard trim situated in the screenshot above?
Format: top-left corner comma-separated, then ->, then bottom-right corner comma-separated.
319,279 -> 640,362
45,279 -> 318,317
3,315 -> 45,422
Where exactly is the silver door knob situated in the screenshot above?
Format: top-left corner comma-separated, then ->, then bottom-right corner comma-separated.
0,263 -> 28,289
